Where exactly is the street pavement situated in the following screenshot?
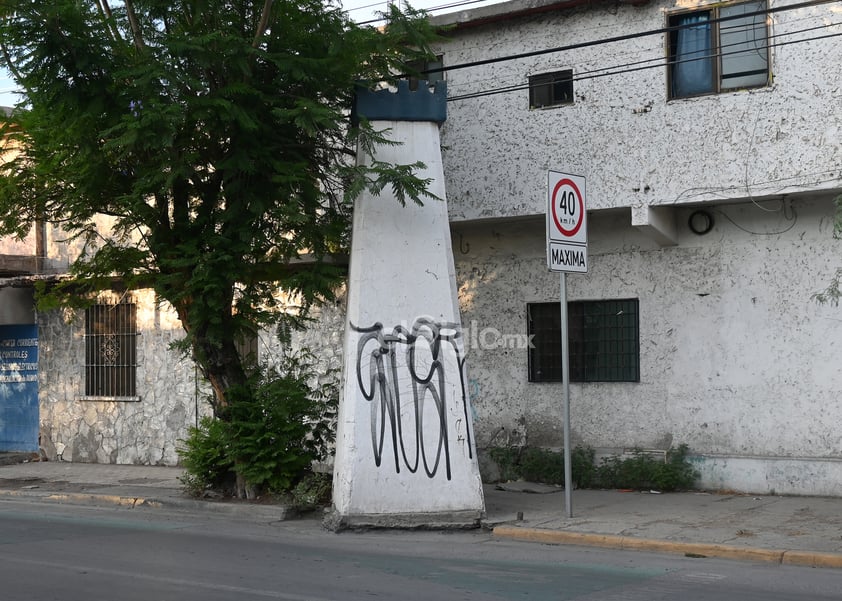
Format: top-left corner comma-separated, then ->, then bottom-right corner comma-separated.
1,456 -> 841,569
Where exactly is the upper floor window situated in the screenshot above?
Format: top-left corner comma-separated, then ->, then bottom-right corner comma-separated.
84,299 -> 138,398
529,69 -> 574,109
406,55 -> 444,90
668,1 -> 769,99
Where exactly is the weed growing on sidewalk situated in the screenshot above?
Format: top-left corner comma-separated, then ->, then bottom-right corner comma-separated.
486,444 -> 698,492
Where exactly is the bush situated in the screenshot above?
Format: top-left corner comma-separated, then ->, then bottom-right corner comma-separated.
593,445 -> 697,491
290,471 -> 333,509
487,444 -> 698,492
179,415 -> 234,496
518,447 -> 565,484
178,350 -> 338,497
488,446 -> 521,482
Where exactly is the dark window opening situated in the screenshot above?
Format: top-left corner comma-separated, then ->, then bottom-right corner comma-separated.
529,69 -> 574,109
406,56 -> 444,91
528,299 -> 640,383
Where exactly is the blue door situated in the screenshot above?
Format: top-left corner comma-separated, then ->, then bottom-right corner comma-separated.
0,324 -> 39,452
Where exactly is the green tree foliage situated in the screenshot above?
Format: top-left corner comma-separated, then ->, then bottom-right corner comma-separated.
0,0 -> 438,420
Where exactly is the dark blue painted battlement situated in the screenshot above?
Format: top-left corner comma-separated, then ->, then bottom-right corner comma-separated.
353,80 -> 447,123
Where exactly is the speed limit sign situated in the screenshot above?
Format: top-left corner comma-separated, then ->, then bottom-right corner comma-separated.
547,171 -> 588,273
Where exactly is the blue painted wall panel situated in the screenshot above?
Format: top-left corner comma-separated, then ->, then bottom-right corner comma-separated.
0,325 -> 39,452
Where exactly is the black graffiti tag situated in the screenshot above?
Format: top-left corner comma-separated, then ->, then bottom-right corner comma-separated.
351,318 -> 473,480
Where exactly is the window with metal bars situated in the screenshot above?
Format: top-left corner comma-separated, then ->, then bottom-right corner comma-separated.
84,300 -> 138,398
527,299 -> 640,383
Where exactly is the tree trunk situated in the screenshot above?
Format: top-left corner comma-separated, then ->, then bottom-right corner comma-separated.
174,299 -> 254,499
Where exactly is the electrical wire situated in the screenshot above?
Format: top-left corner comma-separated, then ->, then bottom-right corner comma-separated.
671,171 -> 842,207
351,0 -> 500,23
446,21 -> 842,101
714,204 -> 798,235
412,0 -> 840,79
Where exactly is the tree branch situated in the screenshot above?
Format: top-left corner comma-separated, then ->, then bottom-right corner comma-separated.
252,0 -> 273,48
124,0 -> 146,51
94,0 -> 122,42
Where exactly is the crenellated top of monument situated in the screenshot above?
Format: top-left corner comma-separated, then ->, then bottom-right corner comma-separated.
353,80 -> 446,124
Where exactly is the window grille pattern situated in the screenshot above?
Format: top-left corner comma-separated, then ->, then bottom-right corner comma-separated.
85,300 -> 137,397
528,299 -> 640,383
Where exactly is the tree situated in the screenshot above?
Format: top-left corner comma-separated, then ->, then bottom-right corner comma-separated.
0,0 -> 437,495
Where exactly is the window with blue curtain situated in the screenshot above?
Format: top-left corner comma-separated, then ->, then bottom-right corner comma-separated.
671,12 -> 714,98
668,2 -> 769,99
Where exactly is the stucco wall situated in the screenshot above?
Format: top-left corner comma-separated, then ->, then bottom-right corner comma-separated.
434,0 -> 842,221
451,194 -> 842,487
37,290 -> 211,464
0,226 -> 34,256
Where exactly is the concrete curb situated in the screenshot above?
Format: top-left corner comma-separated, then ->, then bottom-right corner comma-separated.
0,488 -> 158,507
492,526 -> 842,569
0,488 -> 296,521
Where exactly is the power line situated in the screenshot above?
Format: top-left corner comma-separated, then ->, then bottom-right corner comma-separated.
447,19 -> 842,101
352,0 -> 499,23
417,0 -> 840,77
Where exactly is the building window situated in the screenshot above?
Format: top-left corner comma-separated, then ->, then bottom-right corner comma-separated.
668,0 -> 769,99
84,300 -> 138,398
406,55 -> 444,90
529,69 -> 574,109
527,299 -> 640,383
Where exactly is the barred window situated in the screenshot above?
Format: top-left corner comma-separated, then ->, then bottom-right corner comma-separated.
528,299 -> 640,383
84,300 -> 138,398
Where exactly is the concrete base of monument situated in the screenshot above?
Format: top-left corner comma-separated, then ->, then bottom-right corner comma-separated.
322,508 -> 486,532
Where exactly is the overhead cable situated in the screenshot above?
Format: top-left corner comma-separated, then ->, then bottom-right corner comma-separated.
416,0 -> 840,77
447,20 -> 842,101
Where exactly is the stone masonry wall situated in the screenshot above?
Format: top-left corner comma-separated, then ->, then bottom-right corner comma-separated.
38,289 -> 211,464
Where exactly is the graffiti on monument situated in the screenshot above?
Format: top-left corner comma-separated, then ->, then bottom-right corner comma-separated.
351,317 -> 473,480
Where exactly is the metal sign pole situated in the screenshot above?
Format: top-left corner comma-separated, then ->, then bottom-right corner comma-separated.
560,273 -> 573,518
548,170 -> 585,520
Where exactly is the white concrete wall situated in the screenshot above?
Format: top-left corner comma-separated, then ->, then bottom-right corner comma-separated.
434,0 -> 842,221
419,0 -> 842,494
452,194 -> 842,494
0,226 -> 34,256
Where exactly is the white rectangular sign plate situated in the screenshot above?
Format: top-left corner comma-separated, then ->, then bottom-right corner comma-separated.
547,171 -> 588,273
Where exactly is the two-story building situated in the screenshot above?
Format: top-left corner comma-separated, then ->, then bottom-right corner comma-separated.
427,0 -> 842,495
2,0 -> 841,497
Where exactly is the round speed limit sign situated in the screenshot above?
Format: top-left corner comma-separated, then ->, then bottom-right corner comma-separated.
547,171 -> 587,273
550,177 -> 585,239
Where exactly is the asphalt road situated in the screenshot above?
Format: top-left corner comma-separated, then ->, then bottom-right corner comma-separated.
0,499 -> 839,601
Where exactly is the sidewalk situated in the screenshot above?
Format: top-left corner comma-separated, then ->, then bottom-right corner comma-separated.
1,458 -> 841,568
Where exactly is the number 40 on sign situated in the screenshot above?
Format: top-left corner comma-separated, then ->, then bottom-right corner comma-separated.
546,171 -> 588,273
